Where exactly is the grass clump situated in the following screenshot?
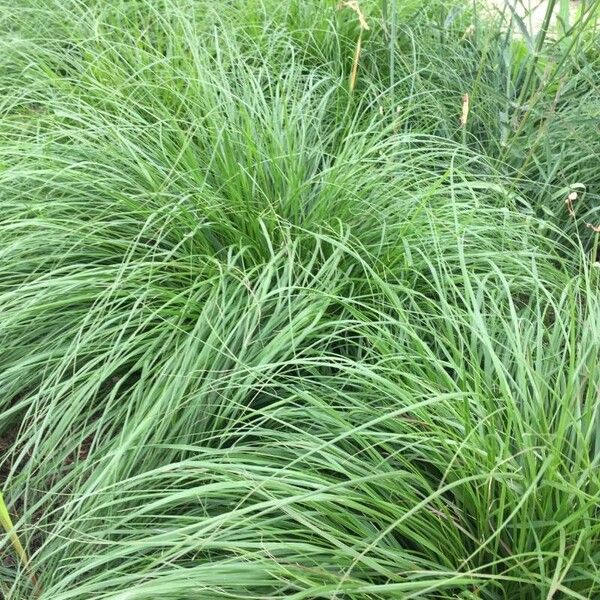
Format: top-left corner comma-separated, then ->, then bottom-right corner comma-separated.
1,0 -> 600,598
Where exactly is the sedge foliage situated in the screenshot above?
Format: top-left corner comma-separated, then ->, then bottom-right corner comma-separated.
1,1 -> 600,598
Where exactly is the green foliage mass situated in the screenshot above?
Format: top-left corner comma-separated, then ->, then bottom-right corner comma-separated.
0,1 -> 599,598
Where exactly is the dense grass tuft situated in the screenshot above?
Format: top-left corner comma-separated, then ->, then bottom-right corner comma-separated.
1,1 -> 600,598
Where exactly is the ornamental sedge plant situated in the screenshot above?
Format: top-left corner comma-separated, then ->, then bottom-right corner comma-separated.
0,0 -> 599,599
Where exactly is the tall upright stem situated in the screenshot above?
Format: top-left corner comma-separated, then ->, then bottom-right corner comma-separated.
516,0 -> 558,108
389,0 -> 396,94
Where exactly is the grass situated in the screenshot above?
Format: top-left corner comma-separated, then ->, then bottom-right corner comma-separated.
0,494 -> 28,571
0,0 -> 600,598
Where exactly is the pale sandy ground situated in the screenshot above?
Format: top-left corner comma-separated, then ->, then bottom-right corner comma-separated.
484,0 -> 582,34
